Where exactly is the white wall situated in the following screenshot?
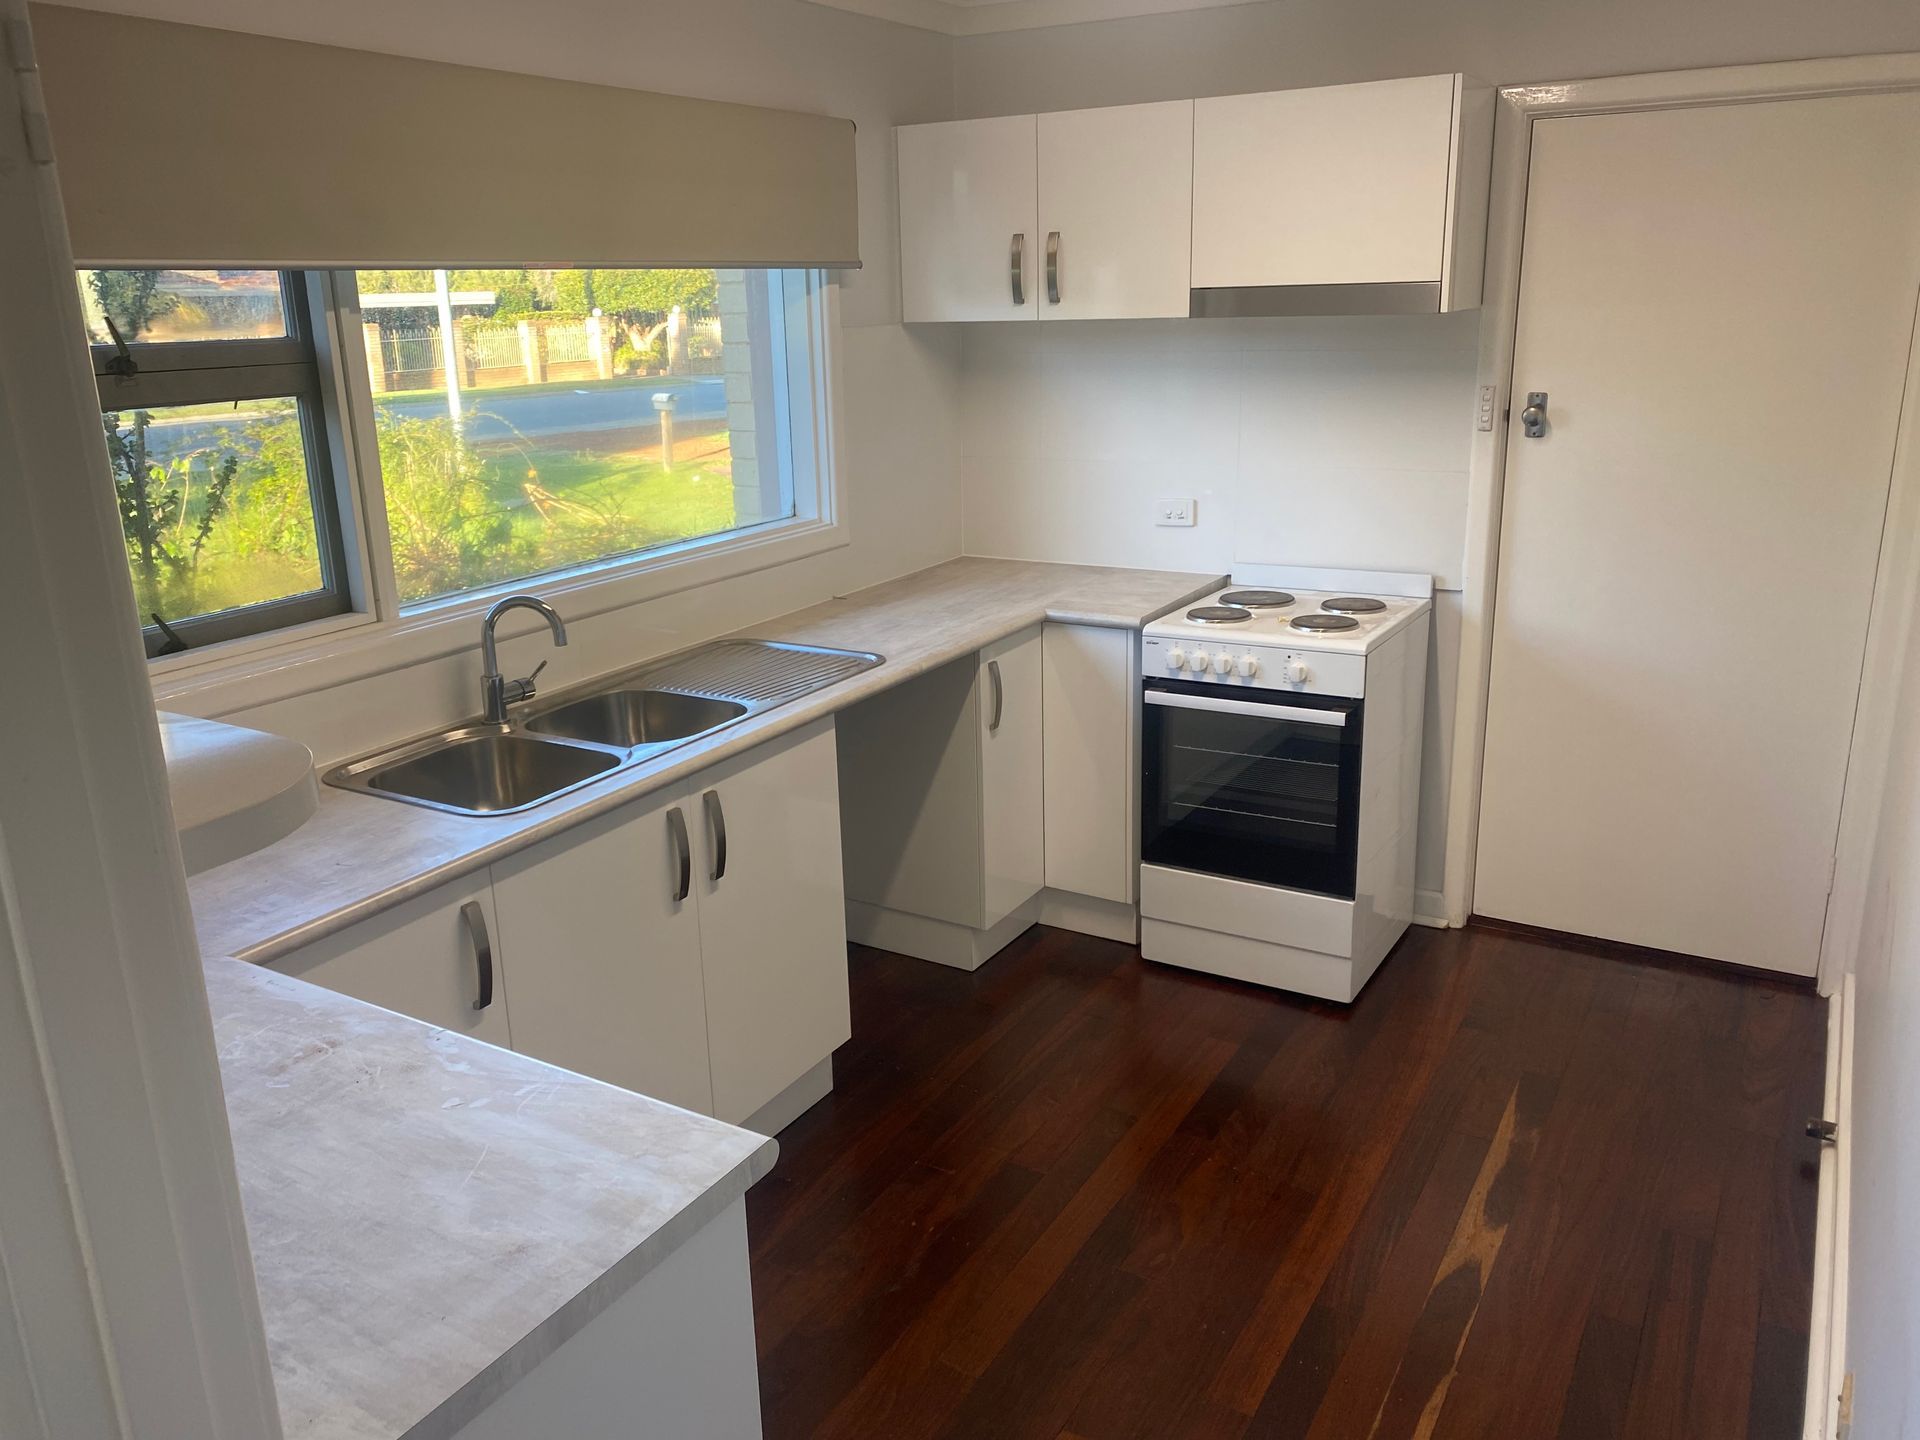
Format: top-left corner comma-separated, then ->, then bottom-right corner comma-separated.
46,0 -> 965,759
959,306 -> 1478,900
944,0 -> 1916,907
952,0 -> 1920,116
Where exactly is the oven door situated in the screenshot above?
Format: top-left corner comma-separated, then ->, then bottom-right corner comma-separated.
1140,678 -> 1363,899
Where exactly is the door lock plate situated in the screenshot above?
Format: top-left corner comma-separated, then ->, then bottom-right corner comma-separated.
1521,391 -> 1549,438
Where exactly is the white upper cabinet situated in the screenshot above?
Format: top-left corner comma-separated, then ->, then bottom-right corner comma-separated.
899,103 -> 1194,323
901,75 -> 1492,321
1191,74 -> 1493,311
897,114 -> 1038,323
1037,101 -> 1194,321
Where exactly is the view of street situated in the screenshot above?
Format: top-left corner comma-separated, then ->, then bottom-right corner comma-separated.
133,375 -> 727,462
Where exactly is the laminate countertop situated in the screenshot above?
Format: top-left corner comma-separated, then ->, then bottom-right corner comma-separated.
190,557 -> 1222,966
206,955 -> 776,1440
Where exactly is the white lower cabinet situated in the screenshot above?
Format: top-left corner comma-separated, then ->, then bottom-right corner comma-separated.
273,873 -> 511,1047
689,720 -> 850,1126
839,625 -> 1046,969
1041,622 -> 1137,906
490,788 -> 714,1116
980,626 -> 1045,927
272,719 -> 849,1133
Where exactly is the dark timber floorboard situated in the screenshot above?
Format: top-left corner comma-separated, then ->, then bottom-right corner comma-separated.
747,922 -> 1824,1440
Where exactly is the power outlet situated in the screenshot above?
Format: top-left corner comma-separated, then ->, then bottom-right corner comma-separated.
1156,497 -> 1196,527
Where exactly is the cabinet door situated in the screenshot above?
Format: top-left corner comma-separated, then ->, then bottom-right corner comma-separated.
1038,101 -> 1193,321
1192,75 -> 1457,290
271,875 -> 510,1047
897,115 -> 1038,323
490,788 -> 713,1115
980,626 -> 1045,927
690,720 -> 850,1126
1042,623 -> 1137,903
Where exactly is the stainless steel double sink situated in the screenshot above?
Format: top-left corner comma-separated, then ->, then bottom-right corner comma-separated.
325,640 -> 880,817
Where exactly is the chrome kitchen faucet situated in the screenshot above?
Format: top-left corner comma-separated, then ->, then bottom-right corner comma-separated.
480,594 -> 568,724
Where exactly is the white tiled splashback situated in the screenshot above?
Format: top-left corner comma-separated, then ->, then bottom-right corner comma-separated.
957,312 -> 1480,589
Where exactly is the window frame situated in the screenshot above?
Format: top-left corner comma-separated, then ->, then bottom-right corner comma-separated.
145,270 -> 847,715
87,271 -> 354,654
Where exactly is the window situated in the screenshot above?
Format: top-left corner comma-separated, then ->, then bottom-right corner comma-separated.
81,269 -> 350,655
81,264 -> 836,669
353,268 -> 808,608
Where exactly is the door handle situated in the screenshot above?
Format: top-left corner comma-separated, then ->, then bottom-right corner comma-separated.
1010,233 -> 1026,307
666,805 -> 691,902
460,900 -> 494,1012
1520,391 -> 1549,438
1045,231 -> 1061,305
702,789 -> 728,885
987,658 -> 1004,732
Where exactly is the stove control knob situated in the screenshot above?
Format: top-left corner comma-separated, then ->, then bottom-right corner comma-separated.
1165,647 -> 1188,671
1212,652 -> 1234,675
1283,659 -> 1311,684
1237,654 -> 1260,678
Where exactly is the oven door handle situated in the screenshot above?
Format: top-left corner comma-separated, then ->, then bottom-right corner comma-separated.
1145,689 -> 1348,726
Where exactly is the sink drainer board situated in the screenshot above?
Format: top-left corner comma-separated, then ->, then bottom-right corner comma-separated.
642,640 -> 882,708
323,639 -> 882,817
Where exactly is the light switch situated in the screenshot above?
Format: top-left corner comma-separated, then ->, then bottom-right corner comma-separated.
1156,498 -> 1196,527
1476,385 -> 1498,433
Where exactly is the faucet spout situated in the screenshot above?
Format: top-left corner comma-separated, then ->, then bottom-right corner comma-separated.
480,595 -> 568,724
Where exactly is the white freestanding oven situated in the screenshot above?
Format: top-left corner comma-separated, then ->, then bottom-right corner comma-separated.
1139,567 -> 1430,1003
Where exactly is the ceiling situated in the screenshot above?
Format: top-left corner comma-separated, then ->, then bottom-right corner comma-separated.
799,0 -> 1269,37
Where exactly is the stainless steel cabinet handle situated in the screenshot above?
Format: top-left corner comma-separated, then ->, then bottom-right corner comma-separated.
1010,233 -> 1026,307
1045,231 -> 1060,305
460,900 -> 494,1012
703,789 -> 728,885
666,806 -> 691,902
987,658 -> 1004,732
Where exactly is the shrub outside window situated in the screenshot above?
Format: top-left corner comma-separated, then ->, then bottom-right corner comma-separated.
80,269 -> 350,655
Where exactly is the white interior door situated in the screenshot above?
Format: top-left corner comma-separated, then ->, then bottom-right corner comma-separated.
1475,94 -> 1920,974
1037,100 -> 1192,320
897,114 -> 1038,323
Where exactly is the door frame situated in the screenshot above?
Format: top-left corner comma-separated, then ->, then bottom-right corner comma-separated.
1441,52 -> 1920,999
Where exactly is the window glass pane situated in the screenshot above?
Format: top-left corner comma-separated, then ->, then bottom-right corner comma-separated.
357,267 -> 795,607
78,269 -> 288,345
102,398 -> 327,627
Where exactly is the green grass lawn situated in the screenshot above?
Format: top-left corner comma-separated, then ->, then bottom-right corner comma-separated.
475,436 -> 737,576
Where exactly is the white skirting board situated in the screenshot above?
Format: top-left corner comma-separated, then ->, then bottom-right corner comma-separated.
1037,889 -> 1138,943
742,1055 -> 834,1138
1413,888 -> 1449,929
1804,976 -> 1853,1440
845,896 -> 1040,971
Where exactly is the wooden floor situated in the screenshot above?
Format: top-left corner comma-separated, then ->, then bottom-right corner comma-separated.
746,923 -> 1825,1440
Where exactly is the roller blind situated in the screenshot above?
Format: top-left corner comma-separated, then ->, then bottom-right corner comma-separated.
29,5 -> 861,270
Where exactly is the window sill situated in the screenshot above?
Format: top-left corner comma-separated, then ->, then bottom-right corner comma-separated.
150,514 -> 849,717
